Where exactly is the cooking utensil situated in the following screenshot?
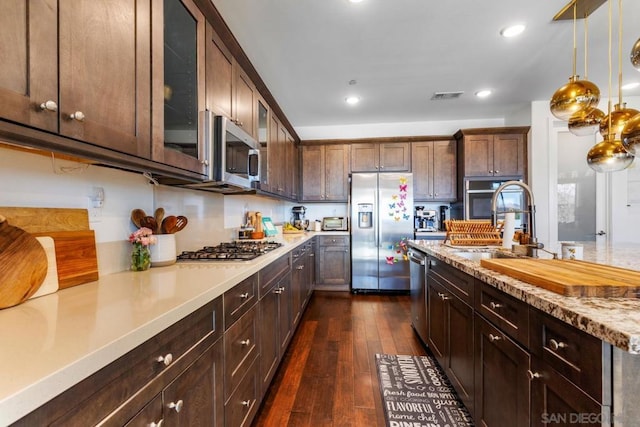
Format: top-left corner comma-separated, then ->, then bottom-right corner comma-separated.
154,207 -> 165,234
140,216 -> 157,232
131,209 -> 147,228
255,213 -> 262,233
0,215 -> 49,308
172,216 -> 188,233
162,216 -> 177,234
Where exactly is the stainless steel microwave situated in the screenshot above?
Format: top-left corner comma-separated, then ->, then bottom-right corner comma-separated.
160,112 -> 260,194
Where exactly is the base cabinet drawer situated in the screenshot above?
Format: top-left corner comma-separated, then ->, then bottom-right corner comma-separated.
225,358 -> 259,427
224,305 -> 258,400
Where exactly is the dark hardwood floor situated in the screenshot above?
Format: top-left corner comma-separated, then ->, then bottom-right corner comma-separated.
252,290 -> 427,426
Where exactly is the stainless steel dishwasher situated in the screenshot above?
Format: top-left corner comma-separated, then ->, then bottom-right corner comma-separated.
409,248 -> 428,344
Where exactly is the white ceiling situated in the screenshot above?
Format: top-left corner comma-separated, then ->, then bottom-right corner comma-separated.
210,0 -> 640,130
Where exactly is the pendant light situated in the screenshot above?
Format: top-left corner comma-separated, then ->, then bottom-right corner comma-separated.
622,36 -> 640,154
587,0 -> 635,173
550,3 -> 600,121
599,0 -> 639,139
631,37 -> 640,70
569,13 -> 605,136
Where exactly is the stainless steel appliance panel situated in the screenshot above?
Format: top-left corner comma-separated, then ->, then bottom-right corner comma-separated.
409,248 -> 428,343
351,173 -> 413,291
351,173 -> 379,290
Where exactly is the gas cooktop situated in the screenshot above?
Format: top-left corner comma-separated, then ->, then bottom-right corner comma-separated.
177,241 -> 283,262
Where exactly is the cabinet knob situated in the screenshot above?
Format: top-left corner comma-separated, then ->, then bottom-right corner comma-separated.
240,338 -> 251,346
296,265 -> 304,270
155,353 -> 173,366
39,100 -> 58,112
437,292 -> 450,301
201,159 -> 209,166
242,400 -> 252,407
434,193 -> 438,197
489,170 -> 494,174
240,292 -> 250,299
549,338 -> 567,351
149,419 -> 164,427
526,370 -> 541,380
489,301 -> 503,310
274,288 -> 283,294
488,333 -> 502,342
494,170 -> 500,174
69,111 -> 85,121
168,399 -> 184,413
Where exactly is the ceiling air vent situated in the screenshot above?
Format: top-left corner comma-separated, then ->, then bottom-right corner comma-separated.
430,91 -> 464,100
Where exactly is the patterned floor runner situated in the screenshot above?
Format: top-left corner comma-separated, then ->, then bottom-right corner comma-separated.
375,353 -> 474,426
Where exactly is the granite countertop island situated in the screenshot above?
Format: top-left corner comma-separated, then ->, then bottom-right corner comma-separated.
408,240 -> 640,354
0,231 -> 325,426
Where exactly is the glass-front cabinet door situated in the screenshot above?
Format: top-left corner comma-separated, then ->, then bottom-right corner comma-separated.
152,0 -> 207,176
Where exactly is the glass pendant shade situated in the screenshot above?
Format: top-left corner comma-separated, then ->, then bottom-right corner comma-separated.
568,108 -> 605,136
550,76 -> 600,120
621,112 -> 640,155
599,103 -> 640,138
631,37 -> 640,71
587,133 -> 635,172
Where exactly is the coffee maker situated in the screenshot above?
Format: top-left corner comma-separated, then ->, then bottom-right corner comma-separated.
291,206 -> 309,230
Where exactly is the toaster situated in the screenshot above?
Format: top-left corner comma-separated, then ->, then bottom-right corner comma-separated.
321,216 -> 348,231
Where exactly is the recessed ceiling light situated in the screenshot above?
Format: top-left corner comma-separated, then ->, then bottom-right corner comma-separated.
345,96 -> 360,105
500,24 -> 525,38
348,0 -> 364,3
622,82 -> 640,90
475,90 -> 492,98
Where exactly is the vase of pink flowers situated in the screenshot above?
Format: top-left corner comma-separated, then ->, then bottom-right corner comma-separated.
129,227 -> 157,271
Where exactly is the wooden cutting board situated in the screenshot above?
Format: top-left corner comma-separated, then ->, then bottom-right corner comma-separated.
0,217 -> 49,308
31,231 -> 99,289
1,206 -> 99,290
480,258 -> 640,298
30,237 -> 59,299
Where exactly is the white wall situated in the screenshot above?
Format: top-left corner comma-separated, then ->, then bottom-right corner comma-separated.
0,146 -> 288,275
296,118 -> 504,140
528,96 -> 640,246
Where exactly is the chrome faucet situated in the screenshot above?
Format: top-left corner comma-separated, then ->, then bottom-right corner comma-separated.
490,180 -> 544,257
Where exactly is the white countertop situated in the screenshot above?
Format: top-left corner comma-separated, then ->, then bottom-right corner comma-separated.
0,232 -> 321,425
408,240 -> 640,355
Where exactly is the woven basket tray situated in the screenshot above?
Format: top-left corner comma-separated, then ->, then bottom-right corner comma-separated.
444,220 -> 503,246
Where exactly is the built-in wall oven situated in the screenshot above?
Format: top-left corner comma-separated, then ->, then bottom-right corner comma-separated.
464,177 -> 525,225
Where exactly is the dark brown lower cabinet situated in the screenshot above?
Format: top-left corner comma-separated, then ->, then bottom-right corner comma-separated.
474,314 -> 530,427
427,275 -> 474,415
316,235 -> 350,290
258,266 -> 292,399
530,358 -> 602,427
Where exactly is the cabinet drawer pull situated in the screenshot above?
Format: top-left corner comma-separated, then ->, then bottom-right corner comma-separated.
242,400 -> 252,407
240,338 -> 251,346
274,288 -> 283,294
240,292 -> 250,299
149,419 -> 164,427
39,100 -> 58,112
549,338 -> 567,351
155,353 -> 173,366
168,399 -> 184,413
437,292 -> 450,301
489,301 -> 503,310
488,333 -> 502,342
69,111 -> 85,121
526,370 -> 541,380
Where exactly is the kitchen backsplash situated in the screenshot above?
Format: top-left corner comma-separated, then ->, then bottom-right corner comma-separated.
0,146 -> 290,275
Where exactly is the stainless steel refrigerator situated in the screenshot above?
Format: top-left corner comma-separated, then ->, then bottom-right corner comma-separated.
350,172 -> 414,291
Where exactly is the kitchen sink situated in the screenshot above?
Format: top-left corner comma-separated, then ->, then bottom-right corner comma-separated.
449,250 -> 511,261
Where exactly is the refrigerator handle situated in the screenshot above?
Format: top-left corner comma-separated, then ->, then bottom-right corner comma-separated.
375,184 -> 380,248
